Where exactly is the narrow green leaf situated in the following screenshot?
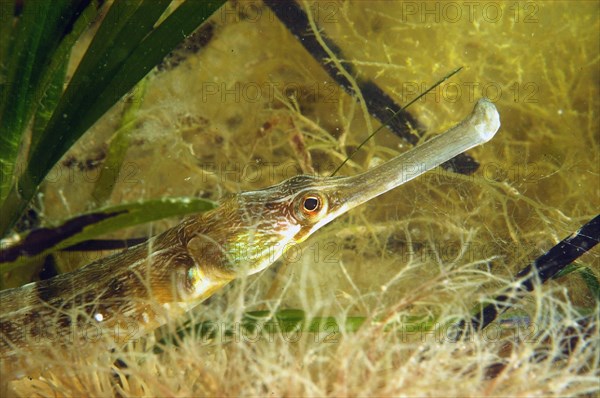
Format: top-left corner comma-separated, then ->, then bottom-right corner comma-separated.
0,2 -> 15,74
553,262 -> 599,300
2,0 -> 225,236
0,197 -> 216,274
30,1 -> 101,155
0,1 -> 93,203
553,263 -> 579,279
30,58 -> 69,155
65,0 -> 145,82
101,0 -> 172,74
578,266 -> 600,301
156,310 -> 368,351
27,0 -> 225,188
51,0 -> 169,126
0,1 -> 54,202
90,78 -> 148,207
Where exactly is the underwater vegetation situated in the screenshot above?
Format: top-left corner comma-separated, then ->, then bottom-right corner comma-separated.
0,1 -> 598,396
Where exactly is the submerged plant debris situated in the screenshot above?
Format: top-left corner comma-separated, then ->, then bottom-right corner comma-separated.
1,1 -> 599,396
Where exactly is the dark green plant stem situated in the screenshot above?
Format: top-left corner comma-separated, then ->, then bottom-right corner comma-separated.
0,197 -> 216,275
263,0 -> 481,176
264,0 -> 420,144
331,67 -> 463,176
462,214 -> 600,334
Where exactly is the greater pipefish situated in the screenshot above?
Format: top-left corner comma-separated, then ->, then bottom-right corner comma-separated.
0,98 -> 500,364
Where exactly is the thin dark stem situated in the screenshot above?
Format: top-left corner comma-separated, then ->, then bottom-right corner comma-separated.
264,0 -> 480,175
331,67 -> 463,176
463,214 -> 600,334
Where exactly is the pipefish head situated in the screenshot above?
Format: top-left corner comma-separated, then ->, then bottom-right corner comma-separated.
187,98 -> 500,278
188,173 -> 363,278
190,165 -> 422,277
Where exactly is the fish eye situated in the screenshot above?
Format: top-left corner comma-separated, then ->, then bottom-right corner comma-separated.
303,196 -> 320,212
296,193 -> 326,219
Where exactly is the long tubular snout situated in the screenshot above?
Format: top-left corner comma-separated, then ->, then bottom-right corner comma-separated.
333,98 -> 500,212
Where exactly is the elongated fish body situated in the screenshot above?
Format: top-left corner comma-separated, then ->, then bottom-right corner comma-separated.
0,179 -> 335,359
0,98 -> 500,373
0,214 -> 229,359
